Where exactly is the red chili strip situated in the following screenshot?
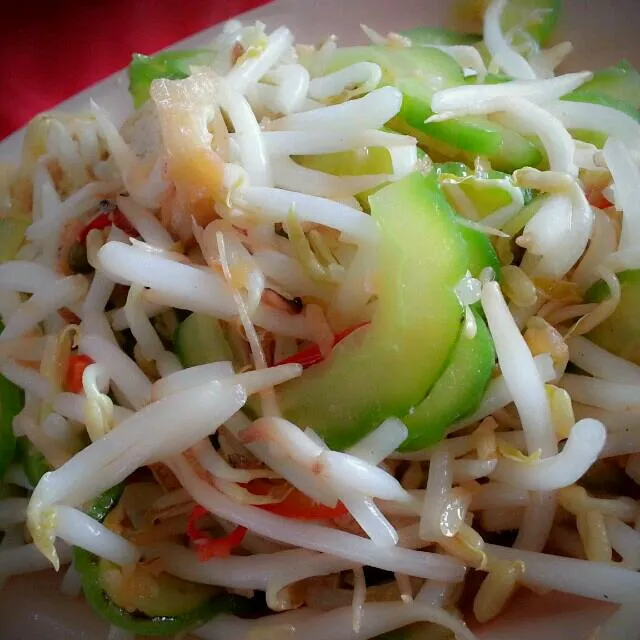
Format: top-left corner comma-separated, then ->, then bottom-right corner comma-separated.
275,321 -> 370,369
186,505 -> 248,562
242,480 -> 348,520
65,354 -> 94,393
77,213 -> 112,243
77,209 -> 140,243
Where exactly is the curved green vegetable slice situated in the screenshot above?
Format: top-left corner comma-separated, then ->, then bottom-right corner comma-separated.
98,557 -> 219,618
482,128 -> 543,173
501,193 -> 548,237
402,26 -> 482,46
294,146 -> 394,176
321,47 -> 497,149
279,172 -> 467,450
459,0 -> 560,73
400,309 -> 495,451
0,370 -> 23,479
174,312 -> 259,415
307,157 -> 500,281
128,49 -> 216,108
562,89 -> 640,148
428,163 -> 502,279
74,486 -> 255,636
458,224 -> 501,281
323,44 -> 464,117
470,72 -> 513,86
293,146 -> 396,212
75,549 -> 248,637
576,60 -> 640,106
500,0 -> 562,45
174,313 -> 234,368
390,116 -> 542,174
318,44 -> 541,170
460,0 -> 560,45
84,483 -> 125,520
585,270 -> 640,365
491,194 -> 549,266
433,162 -> 533,216
451,176 -> 514,214
419,116 -> 505,156
293,143 -> 428,212
17,437 -> 50,486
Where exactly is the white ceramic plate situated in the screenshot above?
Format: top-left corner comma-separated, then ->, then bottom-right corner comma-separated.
0,0 -> 637,637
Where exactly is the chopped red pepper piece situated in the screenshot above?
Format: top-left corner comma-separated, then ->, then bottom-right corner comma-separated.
243,480 -> 348,520
111,210 -> 139,238
186,505 -> 209,542
186,505 -> 248,561
77,209 -> 139,243
587,189 -> 612,210
261,492 -> 348,520
275,321 -> 370,369
77,213 -> 112,243
275,346 -> 325,369
65,354 -> 94,393
58,307 -> 82,325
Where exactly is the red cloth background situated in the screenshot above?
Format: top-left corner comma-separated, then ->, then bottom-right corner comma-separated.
0,0 -> 270,140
